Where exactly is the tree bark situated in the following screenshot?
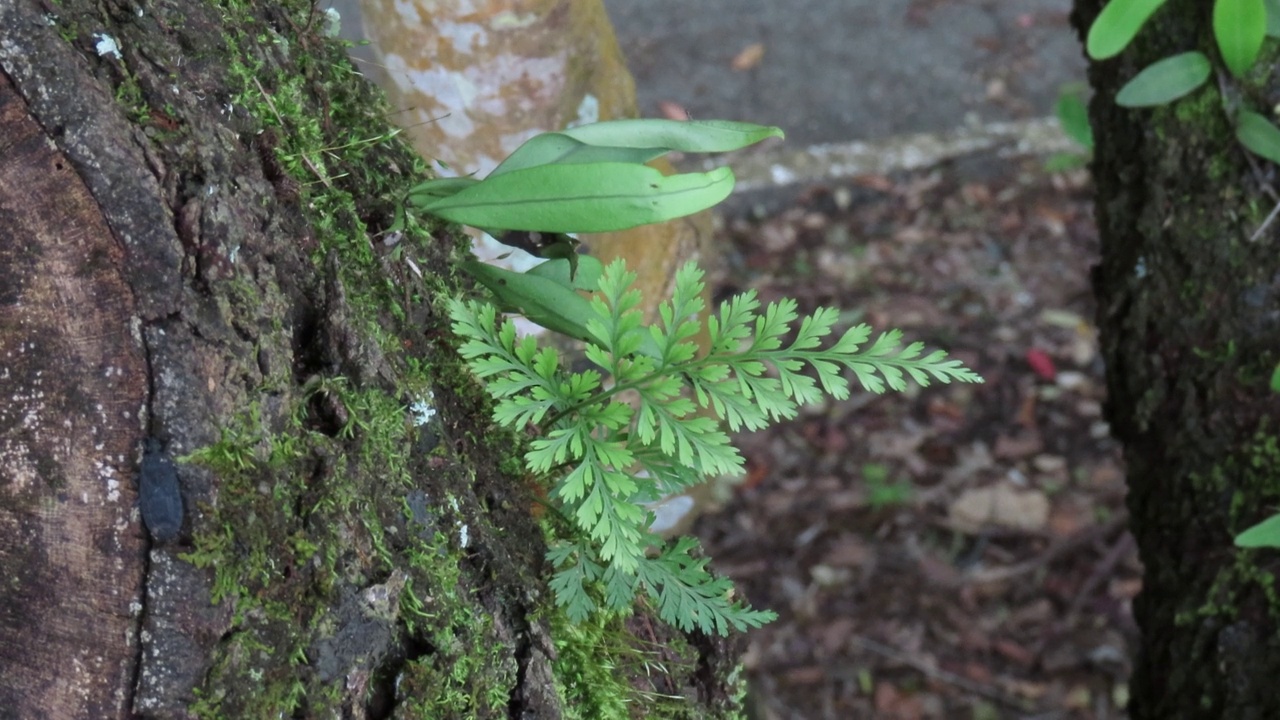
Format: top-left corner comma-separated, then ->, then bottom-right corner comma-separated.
1074,1 -> 1280,717
0,0 -> 742,717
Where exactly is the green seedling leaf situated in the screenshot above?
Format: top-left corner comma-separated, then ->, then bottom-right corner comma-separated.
1268,0 -> 1280,37
1215,0 -> 1267,77
462,260 -> 599,340
526,256 -> 606,292
1237,111 -> 1280,164
1044,153 -> 1089,172
561,119 -> 784,152
1055,85 -> 1094,149
1115,52 -> 1211,107
424,162 -> 736,233
462,260 -> 663,357
1086,0 -> 1169,59
405,176 -> 480,204
1235,513 -> 1280,547
1270,361 -> 1280,392
489,133 -> 669,177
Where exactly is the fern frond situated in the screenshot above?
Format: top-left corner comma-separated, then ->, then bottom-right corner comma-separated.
548,540 -> 603,623
636,537 -> 778,635
449,258 -> 981,637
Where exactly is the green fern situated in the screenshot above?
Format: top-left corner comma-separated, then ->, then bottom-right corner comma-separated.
448,259 -> 982,635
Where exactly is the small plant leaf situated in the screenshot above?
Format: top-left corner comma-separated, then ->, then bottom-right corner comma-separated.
1237,111 -> 1280,164
525,256 -> 605,292
1215,0 -> 1267,76
1268,0 -> 1280,37
488,133 -> 669,177
1086,0 -> 1170,59
1115,52 -> 1211,107
461,260 -> 599,340
424,162 -> 735,233
1055,85 -> 1094,148
404,176 -> 480,203
561,119 -> 784,152
1235,513 -> 1280,547
1044,152 -> 1090,172
1270,362 -> 1280,392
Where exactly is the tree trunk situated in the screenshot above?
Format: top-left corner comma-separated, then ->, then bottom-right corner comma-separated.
0,0 -> 742,717
1074,1 -> 1280,717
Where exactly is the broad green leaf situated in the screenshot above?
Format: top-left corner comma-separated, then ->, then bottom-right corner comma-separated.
462,260 -> 598,340
1055,86 -> 1094,148
1235,513 -> 1280,547
1268,0 -> 1280,37
525,256 -> 605,291
1215,0 -> 1267,77
1115,52 -> 1211,107
561,119 -> 784,152
1237,111 -> 1280,164
1086,0 -> 1170,59
424,162 -> 735,233
488,133 -> 669,177
1270,362 -> 1280,392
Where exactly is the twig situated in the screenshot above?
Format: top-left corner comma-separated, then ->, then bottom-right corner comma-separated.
848,634 -> 1029,709
1030,531 -> 1136,659
963,513 -> 1128,584
1249,197 -> 1280,242
251,77 -> 333,189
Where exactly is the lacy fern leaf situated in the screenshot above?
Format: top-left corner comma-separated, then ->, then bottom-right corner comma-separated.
448,259 -> 982,635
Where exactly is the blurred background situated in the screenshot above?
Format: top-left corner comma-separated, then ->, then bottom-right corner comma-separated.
332,1 -> 1135,717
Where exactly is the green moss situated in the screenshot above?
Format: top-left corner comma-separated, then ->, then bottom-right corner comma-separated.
80,0 -> 751,713
1183,425 -> 1280,626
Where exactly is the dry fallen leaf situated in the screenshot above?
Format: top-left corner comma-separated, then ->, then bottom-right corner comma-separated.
948,484 -> 1050,532
656,100 -> 690,121
731,42 -> 765,71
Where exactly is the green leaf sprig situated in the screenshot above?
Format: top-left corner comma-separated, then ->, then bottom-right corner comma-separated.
448,259 -> 982,635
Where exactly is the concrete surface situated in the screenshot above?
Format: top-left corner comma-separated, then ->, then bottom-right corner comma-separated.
603,0 -> 1085,145
328,0 -> 1087,185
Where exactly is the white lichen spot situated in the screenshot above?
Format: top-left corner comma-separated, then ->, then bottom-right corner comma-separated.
769,164 -> 797,185
409,393 -> 436,427
392,0 -> 421,26
94,33 -> 121,59
459,523 -> 470,548
228,244 -> 240,264
439,19 -> 484,55
570,94 -> 599,128
322,7 -> 341,37
491,10 -> 537,29
1134,256 -> 1149,279
404,256 -> 422,279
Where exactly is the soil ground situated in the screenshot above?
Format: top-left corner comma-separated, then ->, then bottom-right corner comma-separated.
694,158 -> 1136,720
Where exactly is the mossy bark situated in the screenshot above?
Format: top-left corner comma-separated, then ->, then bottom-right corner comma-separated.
0,0 -> 741,717
1073,1 -> 1280,717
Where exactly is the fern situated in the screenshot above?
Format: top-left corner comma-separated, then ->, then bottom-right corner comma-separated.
449,259 -> 982,635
